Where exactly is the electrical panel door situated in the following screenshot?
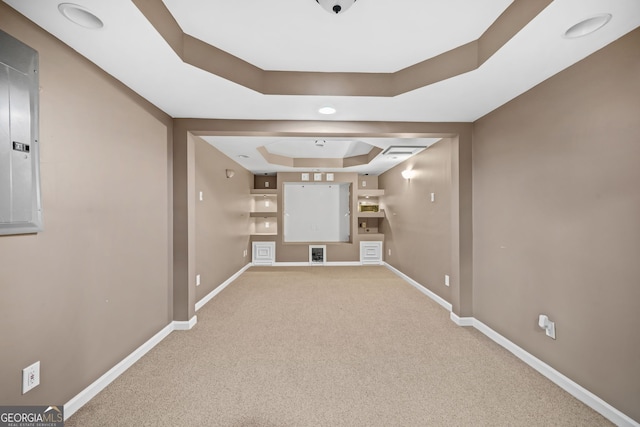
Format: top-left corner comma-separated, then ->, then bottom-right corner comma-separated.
0,29 -> 42,235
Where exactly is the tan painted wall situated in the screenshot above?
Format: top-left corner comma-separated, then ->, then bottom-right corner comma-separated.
379,139 -> 453,303
0,4 -> 172,406
473,28 -> 640,421
357,174 -> 378,189
195,138 -> 251,301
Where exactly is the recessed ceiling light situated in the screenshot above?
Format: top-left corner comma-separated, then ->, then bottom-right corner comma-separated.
58,3 -> 104,29
564,14 -> 612,39
318,106 -> 336,115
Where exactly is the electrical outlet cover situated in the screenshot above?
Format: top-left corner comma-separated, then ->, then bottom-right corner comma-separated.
22,361 -> 40,394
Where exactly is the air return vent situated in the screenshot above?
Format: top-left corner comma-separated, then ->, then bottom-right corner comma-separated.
381,146 -> 427,156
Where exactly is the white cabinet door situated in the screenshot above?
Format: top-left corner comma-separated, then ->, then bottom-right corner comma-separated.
252,242 -> 275,265
360,241 -> 383,265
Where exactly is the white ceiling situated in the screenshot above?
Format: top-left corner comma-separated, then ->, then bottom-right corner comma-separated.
164,0 -> 513,73
202,136 -> 438,175
5,0 -> 640,174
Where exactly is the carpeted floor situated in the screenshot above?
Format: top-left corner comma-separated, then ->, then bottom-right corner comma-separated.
66,266 -> 611,426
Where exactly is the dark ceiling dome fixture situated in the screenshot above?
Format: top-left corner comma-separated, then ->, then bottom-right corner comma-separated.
315,0 -> 357,15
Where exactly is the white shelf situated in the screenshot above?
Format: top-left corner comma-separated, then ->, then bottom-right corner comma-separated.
250,212 -> 277,218
357,189 -> 384,197
357,209 -> 385,218
250,189 -> 277,195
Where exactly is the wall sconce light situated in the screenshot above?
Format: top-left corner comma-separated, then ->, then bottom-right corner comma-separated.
225,169 -> 235,178
401,169 -> 415,180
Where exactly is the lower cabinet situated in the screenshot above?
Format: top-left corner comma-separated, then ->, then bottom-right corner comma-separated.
360,241 -> 383,265
252,241 -> 276,265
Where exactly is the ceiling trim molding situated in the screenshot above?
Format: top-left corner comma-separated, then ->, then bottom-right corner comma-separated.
132,0 -> 552,97
256,145 -> 383,169
174,119 -> 472,140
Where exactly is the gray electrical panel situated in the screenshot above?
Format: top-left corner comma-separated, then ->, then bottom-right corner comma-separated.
0,29 -> 42,235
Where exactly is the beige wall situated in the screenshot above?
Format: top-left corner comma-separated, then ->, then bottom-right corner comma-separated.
357,174 -> 378,190
473,28 -> 640,420
195,138 -> 251,301
379,139 -> 453,303
0,4 -> 172,406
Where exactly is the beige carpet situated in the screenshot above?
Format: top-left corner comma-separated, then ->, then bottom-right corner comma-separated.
66,266 -> 611,426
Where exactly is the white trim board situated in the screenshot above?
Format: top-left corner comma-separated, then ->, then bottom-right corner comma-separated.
462,317 -> 638,427
173,315 -> 197,331
64,265 -> 248,421
387,265 -> 638,427
195,263 -> 251,311
64,322 -> 173,420
384,262 -> 452,312
271,262 -> 363,267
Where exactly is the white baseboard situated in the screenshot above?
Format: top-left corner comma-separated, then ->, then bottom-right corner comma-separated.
469,318 -> 639,427
384,262 -> 453,312
64,322 -> 174,420
195,263 -> 251,311
271,262 -> 363,267
173,315 -> 197,331
64,265 -> 248,421
387,264 -> 638,426
450,312 -> 474,326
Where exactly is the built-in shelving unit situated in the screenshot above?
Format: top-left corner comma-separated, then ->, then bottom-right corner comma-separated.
250,188 -> 277,236
356,188 -> 385,236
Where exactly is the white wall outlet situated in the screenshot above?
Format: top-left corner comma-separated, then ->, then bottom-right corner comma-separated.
388,248 -> 391,256
199,191 -> 203,201
445,274 -> 450,287
546,321 -> 556,339
22,361 -> 40,394
196,274 -> 201,286
538,314 -> 556,339
362,180 -> 367,187
243,249 -> 247,257
431,192 -> 435,202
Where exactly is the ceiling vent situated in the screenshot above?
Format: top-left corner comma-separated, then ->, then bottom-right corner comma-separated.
381,146 -> 427,156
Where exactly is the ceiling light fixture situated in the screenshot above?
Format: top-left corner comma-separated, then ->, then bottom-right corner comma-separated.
564,14 -> 612,39
315,0 -> 357,15
318,106 -> 336,115
58,3 -> 104,29
315,140 -> 326,147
